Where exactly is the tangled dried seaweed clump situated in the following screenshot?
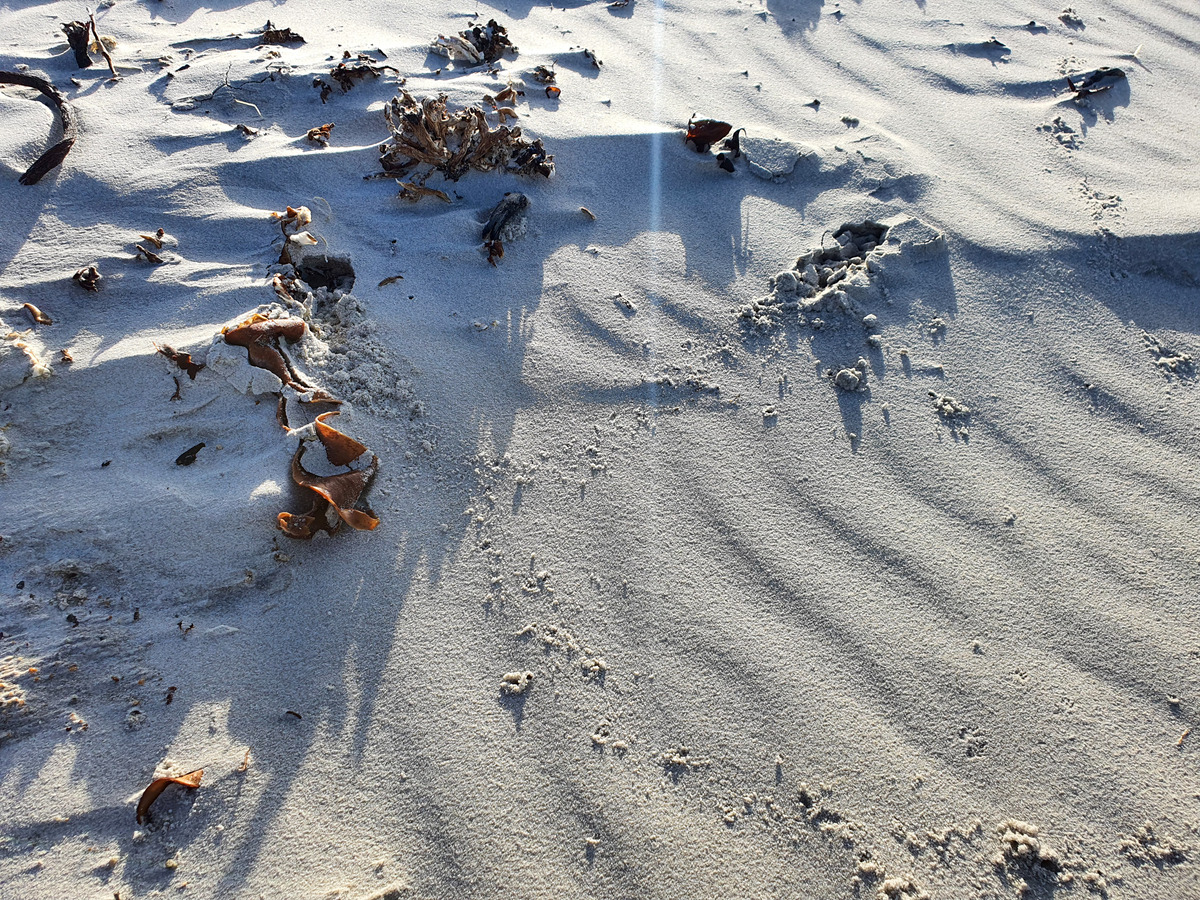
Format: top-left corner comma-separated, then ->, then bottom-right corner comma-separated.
430,19 -> 517,67
380,91 -> 554,183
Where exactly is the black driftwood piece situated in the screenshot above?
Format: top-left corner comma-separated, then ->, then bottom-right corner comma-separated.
0,72 -> 77,184
62,21 -> 93,67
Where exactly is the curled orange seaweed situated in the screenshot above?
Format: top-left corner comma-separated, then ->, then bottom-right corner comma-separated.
136,768 -> 204,824
314,411 -> 368,466
278,428 -> 379,539
222,314 -> 330,396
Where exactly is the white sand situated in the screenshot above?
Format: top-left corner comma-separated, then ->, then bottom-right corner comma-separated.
1,1 -> 1198,897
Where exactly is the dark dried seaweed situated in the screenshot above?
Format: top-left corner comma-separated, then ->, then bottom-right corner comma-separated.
315,52 -> 398,101
0,71 -> 77,185
259,21 -> 304,44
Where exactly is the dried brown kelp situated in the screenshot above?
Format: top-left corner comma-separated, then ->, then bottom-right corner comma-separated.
223,314 -> 310,387
314,411 -> 368,466
1,71 -> 77,185
380,91 -> 554,181
278,435 -> 379,539
223,313 -> 340,402
429,19 -> 517,67
23,303 -> 52,325
155,343 -> 204,379
61,21 -> 92,68
136,768 -> 203,824
397,182 -> 451,203
685,116 -> 732,153
73,265 -> 101,291
315,52 -> 397,101
1067,66 -> 1126,96
306,122 -> 333,146
175,442 -> 205,466
259,21 -> 304,45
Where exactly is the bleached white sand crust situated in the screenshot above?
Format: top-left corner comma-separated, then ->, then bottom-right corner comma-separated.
1,0 -> 1198,897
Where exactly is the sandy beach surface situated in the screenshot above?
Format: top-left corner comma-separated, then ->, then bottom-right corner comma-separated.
1,1 -> 1198,897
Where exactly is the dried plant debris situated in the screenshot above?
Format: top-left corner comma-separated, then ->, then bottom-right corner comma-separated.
22,303 -> 52,325
482,192 -> 529,266
315,52 -> 397,102
136,768 -> 204,824
73,265 -> 102,291
306,122 -> 334,146
530,65 -> 556,84
278,435 -> 379,539
313,410 -> 368,466
272,205 -> 317,264
380,91 -> 554,181
430,19 -> 517,67
685,116 -> 732,153
272,205 -> 312,233
1067,66 -> 1125,96
259,21 -> 305,45
1,71 -> 78,185
486,82 -> 525,108
155,343 -> 204,379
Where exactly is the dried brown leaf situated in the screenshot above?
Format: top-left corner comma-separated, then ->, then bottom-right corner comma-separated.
134,244 -> 164,264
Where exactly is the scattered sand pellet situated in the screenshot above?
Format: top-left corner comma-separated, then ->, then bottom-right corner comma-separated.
499,671 -> 534,695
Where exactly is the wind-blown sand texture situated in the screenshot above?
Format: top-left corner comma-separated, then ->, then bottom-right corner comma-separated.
1,1 -> 1198,898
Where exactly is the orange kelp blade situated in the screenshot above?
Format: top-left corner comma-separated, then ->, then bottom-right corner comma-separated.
136,768 -> 204,824
279,445 -> 380,538
314,411 -> 369,466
